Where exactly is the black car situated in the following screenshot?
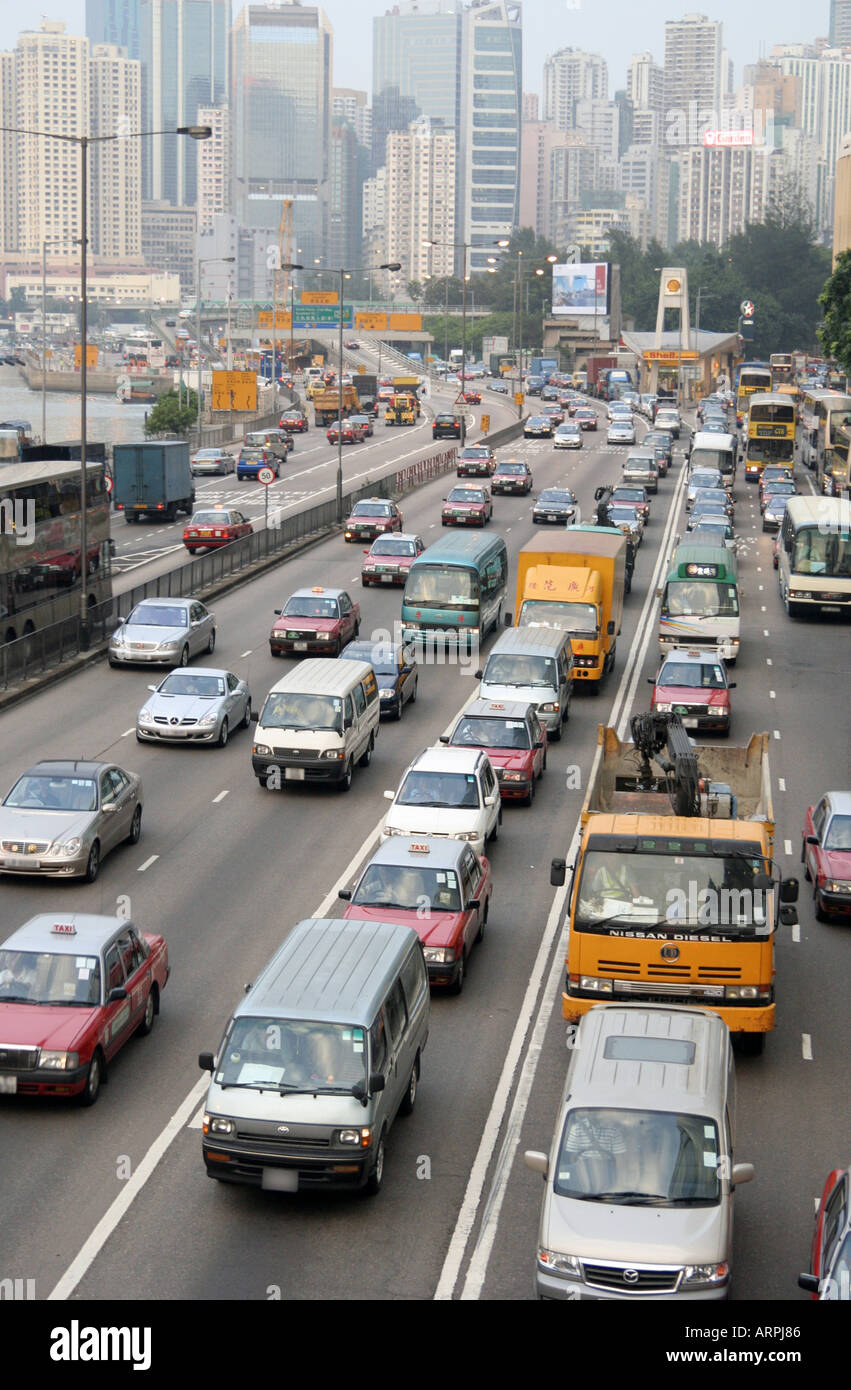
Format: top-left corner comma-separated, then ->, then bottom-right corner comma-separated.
523,415 -> 554,439
339,639 -> 418,719
433,413 -> 463,440
492,460 -> 533,495
532,488 -> 579,525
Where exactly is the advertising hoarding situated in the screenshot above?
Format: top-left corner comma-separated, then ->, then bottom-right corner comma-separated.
551,262 -> 609,317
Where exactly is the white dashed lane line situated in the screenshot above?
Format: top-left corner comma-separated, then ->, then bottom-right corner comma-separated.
212,791 -> 229,804
239,650 -> 252,658
792,924 -> 801,942
137,855 -> 159,872
802,1034 -> 813,1061
784,839 -> 793,855
778,778 -> 786,791
773,730 -> 781,740
121,728 -> 134,738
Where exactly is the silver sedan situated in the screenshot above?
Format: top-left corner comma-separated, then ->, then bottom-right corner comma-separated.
109,598 -> 216,667
0,759 -> 143,883
136,668 -> 251,747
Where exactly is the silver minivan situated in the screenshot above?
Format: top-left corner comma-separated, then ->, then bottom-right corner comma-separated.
476,626 -> 573,739
199,918 -> 429,1195
251,658 -> 380,792
525,1004 -> 754,1300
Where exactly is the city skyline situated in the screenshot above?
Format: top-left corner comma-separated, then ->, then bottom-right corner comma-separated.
0,1 -> 821,98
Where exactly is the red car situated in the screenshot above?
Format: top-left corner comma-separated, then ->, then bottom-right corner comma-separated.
183,507 -> 253,553
269,586 -> 360,658
650,648 -> 735,735
457,445 -> 496,477
461,390 -> 482,405
361,533 -> 425,586
443,699 -> 546,805
574,408 -> 598,431
442,484 -> 492,527
798,1167 -> 851,1299
0,911 -> 169,1106
802,791 -> 851,920
343,498 -> 403,542
492,460 -> 533,495
339,838 -> 492,994
280,410 -> 308,433
327,418 -> 365,444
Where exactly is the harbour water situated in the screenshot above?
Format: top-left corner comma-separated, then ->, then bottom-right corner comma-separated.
0,368 -> 149,448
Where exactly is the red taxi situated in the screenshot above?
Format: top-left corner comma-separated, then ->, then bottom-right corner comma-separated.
0,912 -> 169,1106
442,484 -> 492,527
343,498 -> 404,542
280,409 -> 308,433
798,1167 -> 851,1299
649,648 -> 735,735
802,791 -> 851,921
339,837 -> 491,994
183,507 -> 253,553
327,418 -> 366,445
457,445 -> 496,477
442,699 -> 546,805
574,407 -> 598,431
461,390 -> 482,405
269,586 -> 360,657
361,532 -> 425,586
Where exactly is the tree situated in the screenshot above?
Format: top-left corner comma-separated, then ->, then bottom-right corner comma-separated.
144,389 -> 198,437
406,280 -> 423,303
818,251 -> 851,374
422,275 -> 463,308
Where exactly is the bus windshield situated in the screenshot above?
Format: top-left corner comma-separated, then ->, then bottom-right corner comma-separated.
791,525 -> 851,578
404,567 -> 478,609
664,580 -> 739,618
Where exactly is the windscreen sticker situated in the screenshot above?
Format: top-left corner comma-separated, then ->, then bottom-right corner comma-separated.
77,967 -> 91,980
446,873 -> 458,887
63,982 -> 77,997
703,1152 -> 718,1167
436,872 -> 446,883
704,1125 -> 715,1138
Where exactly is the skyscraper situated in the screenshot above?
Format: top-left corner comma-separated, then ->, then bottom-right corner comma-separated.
372,1 -> 462,174
627,52 -> 664,115
196,105 -> 230,233
543,49 -> 609,131
140,0 -> 228,206
231,3 -> 332,261
386,119 -> 456,284
86,0 -> 141,60
830,1 -> 851,45
458,0 -> 522,272
663,14 -> 722,122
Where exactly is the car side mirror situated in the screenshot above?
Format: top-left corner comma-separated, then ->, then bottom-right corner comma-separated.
383,789 -> 395,800
607,620 -> 615,636
550,858 -> 566,887
369,1073 -> 386,1093
337,889 -> 352,901
534,739 -> 544,750
731,1163 -> 755,1187
198,1052 -> 215,1073
439,734 -> 450,744
107,986 -> 127,1003
797,1273 -> 820,1294
728,682 -> 737,689
475,669 -> 483,679
147,684 -> 158,692
806,835 -> 819,847
250,712 -> 259,724
467,898 -> 480,911
524,1150 -> 549,1177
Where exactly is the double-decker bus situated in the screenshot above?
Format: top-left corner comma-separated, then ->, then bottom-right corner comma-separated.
735,361 -> 772,425
769,352 -> 794,385
797,388 -> 835,471
0,458 -> 112,645
829,422 -> 851,500
778,496 -> 851,618
743,392 -> 795,482
814,392 -> 851,496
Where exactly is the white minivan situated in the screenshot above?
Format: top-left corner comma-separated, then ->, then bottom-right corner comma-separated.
525,1004 -> 754,1301
252,658 -> 380,792
382,746 -> 501,856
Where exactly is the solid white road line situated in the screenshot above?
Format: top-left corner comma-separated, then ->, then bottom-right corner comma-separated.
136,855 -> 159,872
121,728 -> 134,737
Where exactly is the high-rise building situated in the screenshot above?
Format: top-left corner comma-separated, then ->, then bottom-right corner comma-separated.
574,98 -> 621,160
142,201 -> 196,292
2,21 -> 142,265
386,119 -> 456,286
457,0 -> 522,272
777,45 -> 851,236
676,142 -> 773,246
333,88 -> 372,150
140,0 -> 228,207
663,15 -> 722,123
520,123 -> 597,245
830,1 -> 851,45
523,92 -> 539,122
362,165 -> 387,265
328,123 -> 361,270
627,52 -> 664,115
833,132 -> 851,261
86,0 -> 141,60
543,48 -> 608,131
619,145 -> 672,247
230,3 -> 332,262
372,1 -> 462,174
196,105 -> 230,233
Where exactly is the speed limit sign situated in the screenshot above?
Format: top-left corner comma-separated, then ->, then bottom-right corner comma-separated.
257,466 -> 275,486
104,473 -> 114,494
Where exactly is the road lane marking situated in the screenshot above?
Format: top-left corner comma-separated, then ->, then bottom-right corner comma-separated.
784,839 -> 792,855
770,690 -> 776,698
240,650 -> 252,657
778,778 -> 786,791
766,658 -> 772,665
792,924 -> 801,942
137,855 -> 159,872
121,728 -> 134,737
802,1033 -> 813,1061
774,730 -> 781,739
187,1105 -> 205,1130
764,629 -> 770,636
212,790 -> 229,804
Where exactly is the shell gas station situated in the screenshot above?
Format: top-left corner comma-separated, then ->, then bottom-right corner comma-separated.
621,268 -> 741,402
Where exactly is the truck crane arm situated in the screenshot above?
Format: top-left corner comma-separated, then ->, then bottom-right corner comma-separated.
629,712 -> 701,817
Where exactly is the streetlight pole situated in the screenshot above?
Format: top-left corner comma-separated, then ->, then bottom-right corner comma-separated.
196,253 -> 234,447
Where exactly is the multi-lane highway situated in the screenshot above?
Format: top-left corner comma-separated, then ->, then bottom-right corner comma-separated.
0,393 -> 848,1304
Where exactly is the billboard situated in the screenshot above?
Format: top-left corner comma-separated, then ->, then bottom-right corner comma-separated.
551,262 -> 609,317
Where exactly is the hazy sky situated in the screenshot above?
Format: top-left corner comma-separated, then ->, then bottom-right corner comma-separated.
0,2 -> 824,95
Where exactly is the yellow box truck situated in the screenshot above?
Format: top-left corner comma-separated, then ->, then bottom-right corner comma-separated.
512,527 -> 625,689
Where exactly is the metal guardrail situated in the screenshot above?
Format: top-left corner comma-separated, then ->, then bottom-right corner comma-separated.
0,445 -> 460,693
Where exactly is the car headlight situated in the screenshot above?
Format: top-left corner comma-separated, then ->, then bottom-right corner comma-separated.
138,708 -> 155,723
579,976 -> 613,993
322,748 -> 345,760
681,1262 -> 729,1289
156,638 -> 178,650
51,837 -> 83,858
39,1051 -> 79,1071
253,744 -> 271,756
200,711 -> 219,725
537,702 -> 559,713
502,771 -> 526,782
379,688 -> 395,699
111,628 -> 125,646
423,947 -> 455,964
316,631 -> 331,641
724,986 -> 771,1000
455,831 -> 480,842
203,1115 -> 235,1136
537,1249 -> 581,1279
825,880 -> 851,894
335,1127 -> 372,1148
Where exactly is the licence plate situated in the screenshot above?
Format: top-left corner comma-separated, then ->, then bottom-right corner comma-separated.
294,641 -> 308,651
4,854 -> 39,869
822,605 -> 840,612
381,574 -> 393,583
262,1168 -> 298,1192
547,514 -> 557,521
285,767 -> 305,781
682,718 -> 699,728
200,530 -> 212,537
0,1075 -> 18,1094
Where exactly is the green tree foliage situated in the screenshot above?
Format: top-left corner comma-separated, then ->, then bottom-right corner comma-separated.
818,251 -> 851,375
144,389 -> 198,437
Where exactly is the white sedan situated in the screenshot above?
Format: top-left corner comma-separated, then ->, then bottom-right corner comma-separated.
607,419 -> 637,445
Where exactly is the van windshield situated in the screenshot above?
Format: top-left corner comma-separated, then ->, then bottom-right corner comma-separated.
216,1018 -> 367,1091
554,1107 -> 721,1206
517,601 -> 597,637
664,580 -> 739,618
484,653 -> 559,687
404,567 -> 478,609
691,449 -> 731,472
260,692 -> 342,732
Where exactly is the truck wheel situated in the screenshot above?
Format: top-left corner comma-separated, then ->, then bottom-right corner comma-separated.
165,503 -> 177,523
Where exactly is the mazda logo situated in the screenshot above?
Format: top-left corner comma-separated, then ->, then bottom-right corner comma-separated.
623,1269 -> 639,1284
661,946 -> 680,961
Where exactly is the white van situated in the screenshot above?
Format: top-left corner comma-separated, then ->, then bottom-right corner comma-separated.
525,1004 -> 754,1301
476,626 -> 574,739
252,657 -> 380,792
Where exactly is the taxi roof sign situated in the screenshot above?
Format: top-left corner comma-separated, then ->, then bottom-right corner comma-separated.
409,843 -> 430,853
52,923 -> 77,935
311,586 -> 325,593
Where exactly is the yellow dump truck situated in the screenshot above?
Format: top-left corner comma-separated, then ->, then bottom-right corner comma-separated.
384,392 -> 418,426
313,385 -> 360,426
512,528 -> 626,689
550,718 -> 800,1054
